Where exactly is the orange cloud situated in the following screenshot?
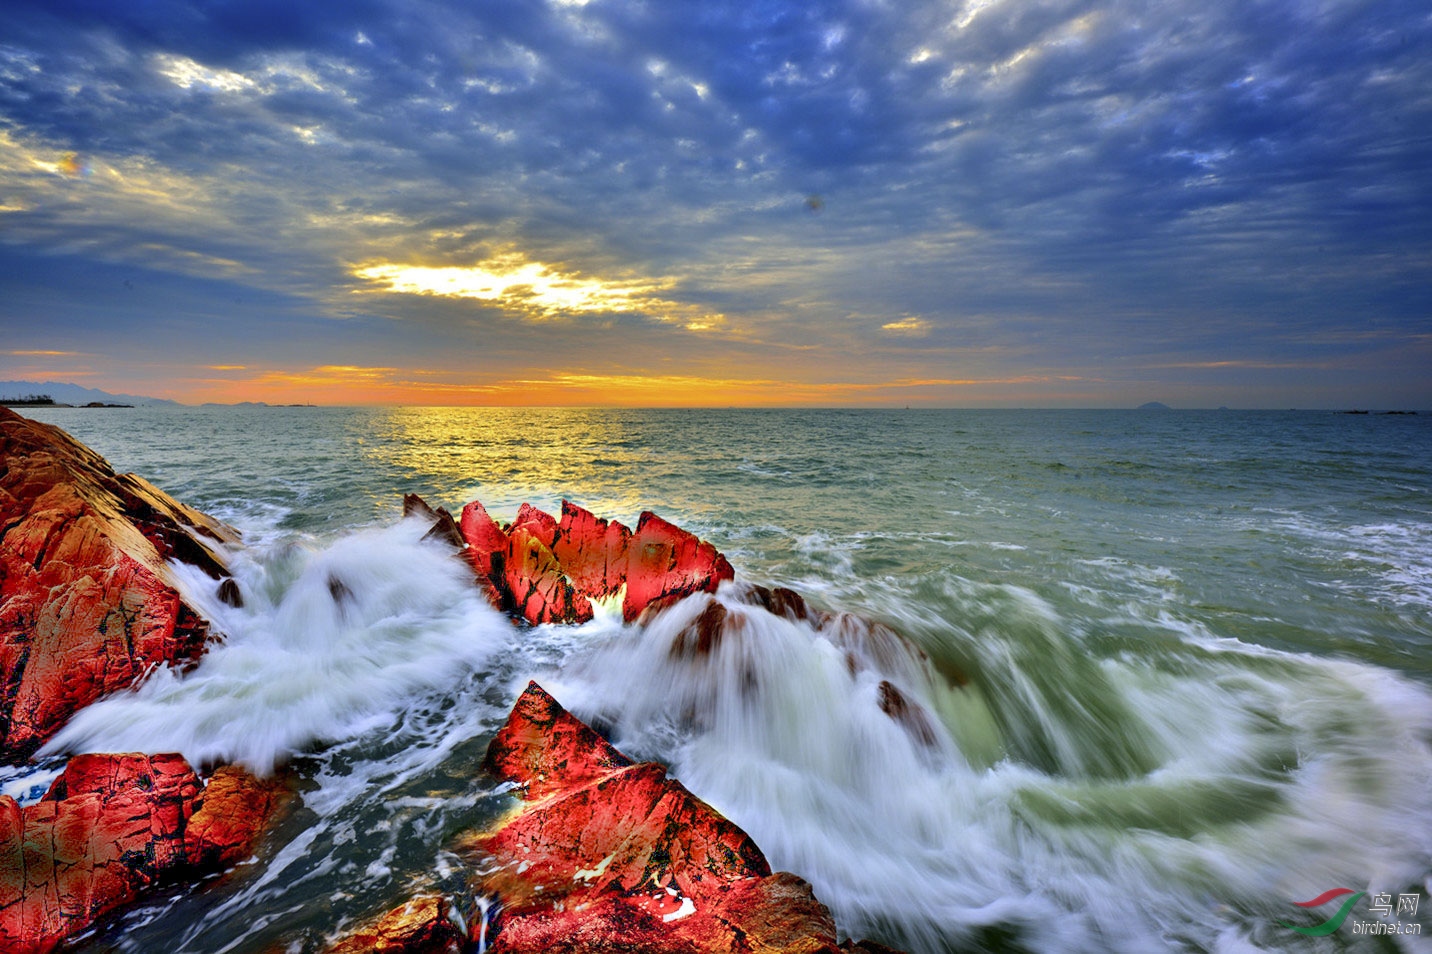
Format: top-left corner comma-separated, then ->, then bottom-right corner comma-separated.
173,365 -> 1091,407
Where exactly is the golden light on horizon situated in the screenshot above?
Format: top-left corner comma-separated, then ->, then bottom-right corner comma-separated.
352,253 -> 725,330
168,363 -> 1087,408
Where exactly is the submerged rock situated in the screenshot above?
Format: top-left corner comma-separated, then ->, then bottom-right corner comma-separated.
452,498 -> 733,626
0,752 -> 288,953
324,895 -> 466,954
455,681 -> 888,954
0,408 -> 239,761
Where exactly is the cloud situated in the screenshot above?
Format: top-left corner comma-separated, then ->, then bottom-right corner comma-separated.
352,252 -> 726,330
0,0 -> 1428,406
880,316 -> 930,336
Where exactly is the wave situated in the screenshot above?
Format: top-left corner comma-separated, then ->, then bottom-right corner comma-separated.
537,580 -> 1432,953
43,516 -> 515,775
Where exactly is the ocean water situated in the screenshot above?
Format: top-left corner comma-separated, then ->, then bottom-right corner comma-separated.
8,406 -> 1432,953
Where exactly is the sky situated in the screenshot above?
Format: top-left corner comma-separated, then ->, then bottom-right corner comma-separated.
1,0 -> 1429,408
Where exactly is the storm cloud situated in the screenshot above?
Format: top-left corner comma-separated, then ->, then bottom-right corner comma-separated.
2,0 -> 1429,406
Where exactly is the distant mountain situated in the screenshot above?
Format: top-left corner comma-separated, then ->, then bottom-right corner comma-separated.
0,381 -> 180,407
1138,401 -> 1172,410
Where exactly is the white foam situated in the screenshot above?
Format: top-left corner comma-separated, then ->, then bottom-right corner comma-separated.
537,586 -> 1432,953
42,517 -> 515,775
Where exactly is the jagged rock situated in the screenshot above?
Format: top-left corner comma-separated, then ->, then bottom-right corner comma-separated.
0,752 -> 287,953
403,494 -> 465,551
654,587 -> 960,750
505,525 -> 594,626
454,499 -> 733,627
552,499 -> 631,600
456,682 -> 881,954
0,408 -> 239,760
731,583 -> 810,622
622,511 -> 734,622
324,895 -> 466,954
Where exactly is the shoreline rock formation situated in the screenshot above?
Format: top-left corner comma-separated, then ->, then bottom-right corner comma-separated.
2,414 -> 908,953
463,680 -> 847,953
0,408 -> 286,951
0,752 -> 289,954
326,683 -> 899,954
455,497 -> 735,626
0,407 -> 239,760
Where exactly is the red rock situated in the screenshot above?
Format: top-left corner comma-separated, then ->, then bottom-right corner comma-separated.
504,528 -> 594,626
482,677 -> 635,802
456,499 -> 731,628
0,409 -> 239,760
324,895 -> 466,954
622,511 -> 734,622
551,500 -> 631,599
0,752 -> 287,953
508,502 -> 560,547
459,499 -> 509,585
458,682 -> 855,954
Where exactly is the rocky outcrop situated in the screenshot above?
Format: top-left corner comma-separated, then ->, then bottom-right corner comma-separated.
453,498 -> 734,626
0,752 -> 288,953
648,583 -> 962,753
324,895 -> 466,954
455,681 -> 893,954
0,408 -> 239,760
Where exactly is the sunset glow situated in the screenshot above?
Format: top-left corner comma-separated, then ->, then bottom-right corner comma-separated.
1,0 -> 1427,407
353,255 -> 724,329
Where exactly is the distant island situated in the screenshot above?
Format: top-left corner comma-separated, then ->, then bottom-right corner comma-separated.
1138,401 -> 1171,410
1,394 -> 134,408
0,381 -> 177,408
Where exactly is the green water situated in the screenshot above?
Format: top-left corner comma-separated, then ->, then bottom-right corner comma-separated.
12,406 -> 1432,953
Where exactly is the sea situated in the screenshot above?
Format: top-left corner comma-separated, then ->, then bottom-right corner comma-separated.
5,406 -> 1431,954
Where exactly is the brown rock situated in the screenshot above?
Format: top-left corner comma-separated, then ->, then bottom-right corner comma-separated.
217,577 -> 244,608
0,752 -> 287,953
458,682 -> 853,954
183,764 -> 290,870
668,598 -> 730,660
0,409 -> 239,760
731,584 -> 810,623
325,894 -> 465,954
403,494 -> 465,551
876,680 -> 940,749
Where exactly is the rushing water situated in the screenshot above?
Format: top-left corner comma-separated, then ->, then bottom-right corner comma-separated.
7,406 -> 1432,953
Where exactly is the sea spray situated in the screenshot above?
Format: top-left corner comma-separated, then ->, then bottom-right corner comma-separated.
16,406 -> 1430,954
43,516 -> 516,775
538,581 -> 1432,953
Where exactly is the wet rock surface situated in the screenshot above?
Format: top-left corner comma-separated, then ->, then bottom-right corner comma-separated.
0,752 -> 287,954
452,681 -> 895,954
0,408 -> 238,760
448,497 -> 734,626
323,895 -> 466,954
